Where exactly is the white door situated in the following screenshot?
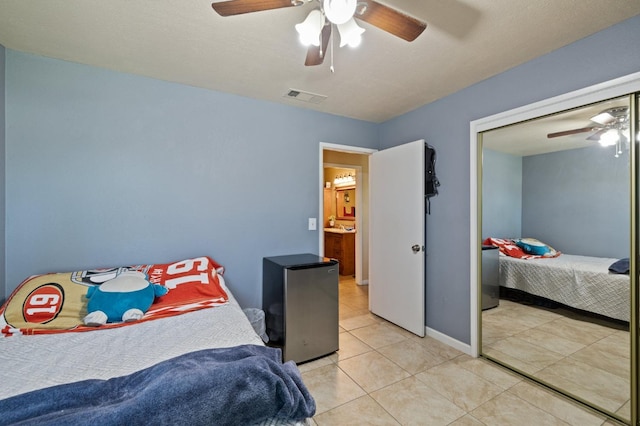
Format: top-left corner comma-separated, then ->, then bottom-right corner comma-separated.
369,140 -> 425,336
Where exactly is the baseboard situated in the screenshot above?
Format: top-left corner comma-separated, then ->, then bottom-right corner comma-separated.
356,279 -> 368,286
426,327 -> 472,356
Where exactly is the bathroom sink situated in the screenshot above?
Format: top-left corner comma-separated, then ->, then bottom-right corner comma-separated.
324,228 -> 356,234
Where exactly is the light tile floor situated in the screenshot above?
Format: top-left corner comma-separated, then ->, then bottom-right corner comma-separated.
482,297 -> 630,422
298,276 -> 624,425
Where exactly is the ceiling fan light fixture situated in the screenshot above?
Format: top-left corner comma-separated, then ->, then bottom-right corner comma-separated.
323,0 -> 357,25
295,9 -> 325,46
337,17 -> 365,47
599,129 -> 619,147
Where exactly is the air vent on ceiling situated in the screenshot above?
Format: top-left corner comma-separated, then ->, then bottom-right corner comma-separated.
284,89 -> 327,104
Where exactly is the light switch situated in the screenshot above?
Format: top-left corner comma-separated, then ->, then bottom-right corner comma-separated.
308,218 -> 317,230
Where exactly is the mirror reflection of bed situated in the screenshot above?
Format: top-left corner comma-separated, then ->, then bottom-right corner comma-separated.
480,95 -> 632,422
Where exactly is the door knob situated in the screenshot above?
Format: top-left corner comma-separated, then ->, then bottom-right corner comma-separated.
412,244 -> 422,253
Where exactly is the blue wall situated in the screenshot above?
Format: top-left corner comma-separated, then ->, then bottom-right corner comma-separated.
483,144 -> 628,260
0,44 -> 5,304
482,149 -> 522,240
522,146 -> 629,259
379,15 -> 640,344
4,51 -> 378,308
2,15 -> 640,345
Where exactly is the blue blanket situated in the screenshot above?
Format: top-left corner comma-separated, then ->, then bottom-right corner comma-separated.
0,344 -> 315,426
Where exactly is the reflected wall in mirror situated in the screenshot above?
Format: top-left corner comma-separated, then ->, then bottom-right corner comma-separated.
480,95 -> 632,422
336,188 -> 356,220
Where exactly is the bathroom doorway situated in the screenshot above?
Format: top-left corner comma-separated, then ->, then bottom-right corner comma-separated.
319,143 -> 376,287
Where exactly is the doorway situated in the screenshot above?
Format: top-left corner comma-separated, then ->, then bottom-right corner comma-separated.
320,140 -> 428,337
318,143 -> 376,286
320,143 -> 375,323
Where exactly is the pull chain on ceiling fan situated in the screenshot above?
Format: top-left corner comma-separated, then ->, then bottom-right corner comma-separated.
211,0 -> 427,67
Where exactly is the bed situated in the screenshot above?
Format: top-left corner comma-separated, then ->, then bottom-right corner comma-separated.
499,254 -> 630,322
484,238 -> 630,322
0,256 -> 315,425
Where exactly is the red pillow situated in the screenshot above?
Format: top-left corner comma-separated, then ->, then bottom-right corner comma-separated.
483,237 -> 529,259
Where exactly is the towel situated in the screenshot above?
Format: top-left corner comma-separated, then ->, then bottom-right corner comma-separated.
0,344 -> 315,426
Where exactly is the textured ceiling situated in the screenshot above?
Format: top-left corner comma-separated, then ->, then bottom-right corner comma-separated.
0,0 -> 639,123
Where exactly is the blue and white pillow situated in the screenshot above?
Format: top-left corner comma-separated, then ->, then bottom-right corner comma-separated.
515,238 -> 555,256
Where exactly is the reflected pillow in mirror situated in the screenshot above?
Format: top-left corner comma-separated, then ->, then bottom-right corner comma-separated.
516,238 -> 556,257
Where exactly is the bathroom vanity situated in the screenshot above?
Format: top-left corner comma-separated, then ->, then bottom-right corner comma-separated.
324,229 -> 355,276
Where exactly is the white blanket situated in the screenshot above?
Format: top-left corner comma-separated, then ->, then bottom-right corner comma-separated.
499,254 -> 629,322
0,276 -> 263,399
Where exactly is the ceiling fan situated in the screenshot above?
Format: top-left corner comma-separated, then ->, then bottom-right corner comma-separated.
547,106 -> 631,156
211,0 -> 427,67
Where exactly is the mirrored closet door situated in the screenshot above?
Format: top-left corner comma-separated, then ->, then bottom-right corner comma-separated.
479,94 -> 637,424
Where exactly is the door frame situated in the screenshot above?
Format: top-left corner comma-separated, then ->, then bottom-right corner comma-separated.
470,73 -> 640,426
319,143 -> 377,283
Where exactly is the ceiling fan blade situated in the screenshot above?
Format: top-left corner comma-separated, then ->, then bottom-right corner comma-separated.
586,129 -> 607,141
305,24 -> 331,66
211,0 -> 299,17
547,127 -> 599,138
355,0 -> 427,42
590,106 -> 629,125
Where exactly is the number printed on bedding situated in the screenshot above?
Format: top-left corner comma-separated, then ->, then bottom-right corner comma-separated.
162,257 -> 212,289
23,283 -> 64,323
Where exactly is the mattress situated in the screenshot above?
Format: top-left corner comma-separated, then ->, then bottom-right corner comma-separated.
0,275 -> 265,399
499,254 -> 629,322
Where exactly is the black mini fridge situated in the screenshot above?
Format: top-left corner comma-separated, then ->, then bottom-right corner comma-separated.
263,254 -> 339,363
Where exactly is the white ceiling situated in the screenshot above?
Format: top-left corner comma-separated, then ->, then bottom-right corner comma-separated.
0,0 -> 639,123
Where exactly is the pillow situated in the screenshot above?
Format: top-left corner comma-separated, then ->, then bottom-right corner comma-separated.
515,238 -> 556,257
0,256 -> 228,337
482,237 -> 529,258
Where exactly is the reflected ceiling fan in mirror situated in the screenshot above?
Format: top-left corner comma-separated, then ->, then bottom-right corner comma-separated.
211,0 -> 427,68
547,106 -> 631,157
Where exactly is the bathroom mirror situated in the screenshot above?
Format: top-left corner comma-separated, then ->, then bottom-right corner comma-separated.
336,188 -> 356,220
479,95 -> 634,423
